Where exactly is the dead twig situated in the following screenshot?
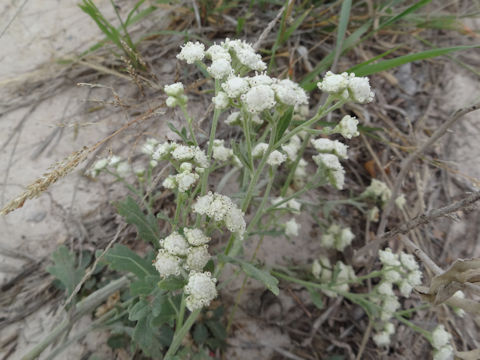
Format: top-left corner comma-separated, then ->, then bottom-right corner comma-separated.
376,102 -> 480,241
356,190 -> 480,261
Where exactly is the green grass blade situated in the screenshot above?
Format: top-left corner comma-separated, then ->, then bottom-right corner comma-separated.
377,0 -> 432,32
332,0 -> 352,68
353,45 -> 480,76
346,46 -> 401,73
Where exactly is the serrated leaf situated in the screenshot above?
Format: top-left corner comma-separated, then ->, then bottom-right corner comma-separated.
104,244 -> 155,279
158,276 -> 186,290
128,298 -> 150,321
275,107 -> 294,142
47,245 -> 87,296
115,196 -> 159,243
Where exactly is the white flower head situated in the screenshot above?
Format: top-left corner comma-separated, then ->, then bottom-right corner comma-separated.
395,194 -> 406,209
281,141 -> 300,161
337,228 -> 354,251
311,138 -> 348,159
162,175 -> 176,189
382,296 -> 400,314
432,325 -> 451,349
194,147 -> 209,168
285,218 -> 299,237
224,39 -> 266,71
348,75 -> 375,103
212,139 -> 233,161
379,248 -> 401,266
272,79 -> 309,107
225,111 -> 241,126
400,252 -> 419,271
171,145 -> 196,161
180,162 -> 193,173
176,171 -> 199,192
252,142 -> 268,158
212,91 -> 230,110
222,76 -> 250,98
224,206 -> 246,237
116,162 -> 130,177
317,71 -> 349,94
108,155 -> 122,167
205,44 -> 231,61
312,153 -> 343,171
377,282 -> 395,296
248,73 -> 274,86
154,249 -> 182,278
164,82 -> 184,97
184,228 -> 211,246
161,231 -> 190,256
241,85 -> 276,113
141,138 -> 159,156
399,280 -> 413,297
185,245 -> 211,272
407,270 -> 422,286
384,269 -> 401,283
93,158 -> 109,172
336,115 -> 359,139
373,332 -> 391,347
433,345 -> 454,360
208,59 -> 233,79
177,41 -> 205,64
184,271 -> 218,311
267,150 -> 287,166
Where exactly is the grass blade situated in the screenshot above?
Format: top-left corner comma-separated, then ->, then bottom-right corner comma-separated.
332,0 -> 352,69
353,45 -> 480,76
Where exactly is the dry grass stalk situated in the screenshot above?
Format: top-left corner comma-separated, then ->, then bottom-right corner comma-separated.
0,105 -> 161,216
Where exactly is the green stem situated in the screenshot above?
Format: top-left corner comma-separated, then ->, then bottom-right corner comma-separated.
246,167 -> 275,233
394,313 -> 431,339
177,293 -> 186,329
164,309 -> 201,360
180,104 -> 198,146
241,108 -> 254,173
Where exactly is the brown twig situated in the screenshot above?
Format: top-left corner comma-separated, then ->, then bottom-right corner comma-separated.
355,190 -> 480,261
375,102 -> 480,241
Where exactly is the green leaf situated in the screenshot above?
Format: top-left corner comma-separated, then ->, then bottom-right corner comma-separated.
333,0 -> 352,66
307,287 -> 324,310
130,276 -> 158,296
115,196 -> 159,243
219,255 -> 280,296
205,320 -> 226,341
353,45 -> 480,76
132,317 -> 163,357
193,323 -> 209,344
275,107 -> 294,143
47,246 -> 87,296
107,334 -> 129,350
158,276 -> 186,291
128,298 -> 150,321
104,244 -> 156,279
151,292 -> 177,323
241,262 -> 280,296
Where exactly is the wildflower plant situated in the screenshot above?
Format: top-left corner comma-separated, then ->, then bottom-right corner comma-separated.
84,39 -> 435,358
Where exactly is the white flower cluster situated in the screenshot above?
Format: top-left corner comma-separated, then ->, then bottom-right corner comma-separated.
312,256 -> 357,297
333,115 -> 359,139
225,111 -> 263,126
176,40 -> 309,115
431,325 -> 454,360
193,192 -> 246,239
372,248 -> 423,347
321,224 -> 355,252
281,135 -> 302,161
88,155 -> 131,178
163,163 -> 200,193
285,218 -> 299,237
185,271 -> 218,311
311,138 -> 348,159
271,197 -> 301,213
164,82 -> 188,108
154,228 -> 212,277
293,158 -> 308,188
361,179 -> 406,209
317,71 -> 375,104
154,229 -> 217,311
312,153 -> 345,190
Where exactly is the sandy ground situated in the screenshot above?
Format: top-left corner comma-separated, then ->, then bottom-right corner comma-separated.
1,1 -> 479,359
